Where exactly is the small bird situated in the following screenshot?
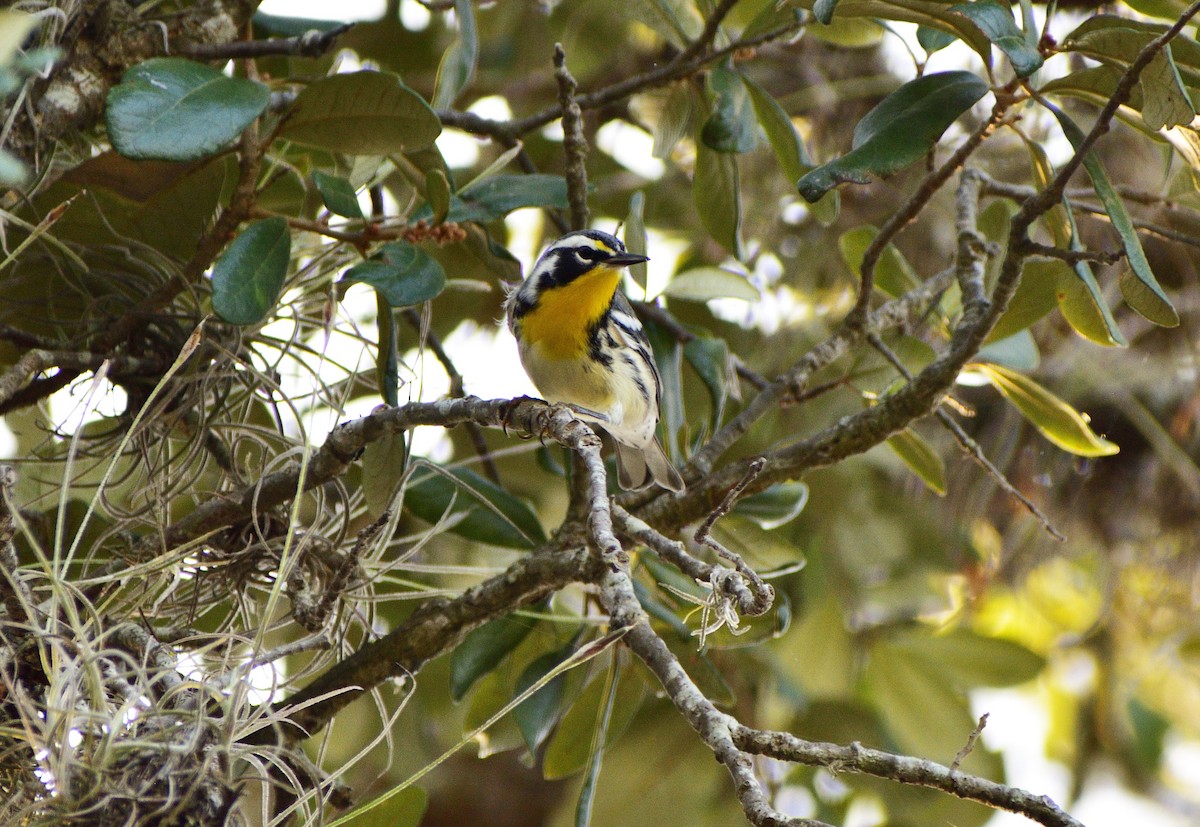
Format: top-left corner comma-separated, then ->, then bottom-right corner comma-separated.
506,229 -> 685,492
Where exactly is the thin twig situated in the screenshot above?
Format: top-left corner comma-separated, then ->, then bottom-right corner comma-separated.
435,19 -> 803,142
553,44 -> 589,231
846,88 -> 1017,332
1023,241 -> 1124,266
175,24 -> 353,60
867,332 -> 1065,540
950,713 -> 990,774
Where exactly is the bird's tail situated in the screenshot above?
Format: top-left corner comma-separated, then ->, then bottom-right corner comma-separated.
615,438 -> 684,492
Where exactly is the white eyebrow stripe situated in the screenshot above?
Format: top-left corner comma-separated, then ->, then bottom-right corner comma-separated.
549,234 -> 614,253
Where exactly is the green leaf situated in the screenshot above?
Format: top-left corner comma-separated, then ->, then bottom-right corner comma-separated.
732,482 -> 810,529
643,319 -> 685,458
279,71 -> 441,155
989,260 -> 1057,344
1127,697 -> 1169,772
343,242 -> 447,307
404,466 -> 547,549
662,267 -> 759,302
425,168 -> 452,224
886,428 -> 946,495
742,75 -> 808,184
1055,261 -> 1127,347
864,639 -> 987,770
360,430 -> 407,517
0,10 -> 37,65
918,24 -> 958,54
684,335 -> 732,424
797,71 -> 989,202
338,786 -> 427,827
514,645 -> 574,754
414,174 -> 568,224
974,363 -> 1120,457
806,16 -> 884,48
1061,15 -> 1200,89
838,225 -> 919,298
950,1 -> 1044,78
543,668 -> 645,780
976,329 -> 1039,371
888,628 -> 1046,688
742,75 -> 842,224
211,217 -> 291,326
624,0 -> 704,48
1140,45 -> 1195,130
106,58 -> 270,162
1011,147 -> 1125,347
814,0 -> 839,24
701,67 -> 758,154
694,139 -> 743,257
432,0 -> 478,110
451,613 -> 539,701
652,82 -> 694,159
624,191 -> 649,290
312,170 -> 364,219
1046,103 -> 1179,327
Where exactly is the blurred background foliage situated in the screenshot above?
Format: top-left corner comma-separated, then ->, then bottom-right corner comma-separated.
2,0 -> 1200,826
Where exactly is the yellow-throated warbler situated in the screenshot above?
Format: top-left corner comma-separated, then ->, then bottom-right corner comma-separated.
506,230 -> 685,492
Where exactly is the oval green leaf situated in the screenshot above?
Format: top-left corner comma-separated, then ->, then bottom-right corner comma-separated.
425,168 -> 452,225
886,428 -> 946,496
543,668 -> 645,780
1046,102 -> 1178,327
918,24 -> 959,54
624,191 -> 649,290
838,225 -> 920,298
338,786 -> 426,827
106,58 -> 270,162
742,74 -> 809,184
451,612 -> 539,701
683,335 -> 732,424
513,645 -> 573,754
414,174 -> 568,224
700,67 -> 758,154
661,267 -> 759,302
1055,260 -> 1127,347
1140,45 -> 1195,130
798,71 -> 989,202
950,1 -> 1043,78
732,482 -> 810,529
403,466 -> 547,549
975,363 -> 1119,457
694,140 -> 744,257
312,170 -> 364,219
343,242 -> 446,307
888,628 -> 1046,689
279,71 -> 441,155
211,217 -> 291,326
432,0 -> 477,110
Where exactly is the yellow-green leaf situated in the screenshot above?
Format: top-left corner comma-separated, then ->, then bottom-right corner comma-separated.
886,428 -> 946,495
974,363 -> 1119,457
662,267 -> 759,302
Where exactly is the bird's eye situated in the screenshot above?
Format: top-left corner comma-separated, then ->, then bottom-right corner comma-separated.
575,247 -> 601,262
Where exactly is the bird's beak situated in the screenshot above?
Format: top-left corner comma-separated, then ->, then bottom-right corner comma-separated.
607,252 -> 650,267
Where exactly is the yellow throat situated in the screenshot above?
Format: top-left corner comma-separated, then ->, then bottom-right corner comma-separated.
519,265 -> 621,359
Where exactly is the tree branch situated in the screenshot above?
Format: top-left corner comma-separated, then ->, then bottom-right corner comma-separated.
175,24 -> 354,60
